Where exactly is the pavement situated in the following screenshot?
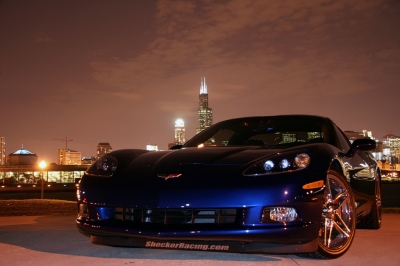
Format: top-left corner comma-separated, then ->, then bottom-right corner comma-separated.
0,191 -> 76,201
0,214 -> 399,266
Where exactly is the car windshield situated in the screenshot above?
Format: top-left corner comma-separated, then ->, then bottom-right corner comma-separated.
184,116 -> 331,148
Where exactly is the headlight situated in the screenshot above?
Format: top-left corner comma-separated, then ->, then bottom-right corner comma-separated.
243,151 -> 310,176
85,154 -> 118,177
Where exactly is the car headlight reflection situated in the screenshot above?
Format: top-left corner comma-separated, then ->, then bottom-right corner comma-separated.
244,151 -> 310,176
85,154 -> 118,177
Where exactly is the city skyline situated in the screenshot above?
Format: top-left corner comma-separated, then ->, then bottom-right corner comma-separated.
1,0 -> 399,163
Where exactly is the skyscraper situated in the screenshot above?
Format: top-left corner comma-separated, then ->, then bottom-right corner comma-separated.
174,119 -> 185,144
168,119 -> 186,149
196,77 -> 213,134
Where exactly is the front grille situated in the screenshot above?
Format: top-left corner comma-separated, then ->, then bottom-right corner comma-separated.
113,207 -> 238,225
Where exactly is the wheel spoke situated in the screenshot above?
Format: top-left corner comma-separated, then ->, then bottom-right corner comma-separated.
336,208 -> 350,230
333,190 -> 347,204
324,218 -> 328,245
325,176 -> 332,200
328,218 -> 334,247
332,218 -> 350,238
337,194 -> 350,210
324,217 -> 334,247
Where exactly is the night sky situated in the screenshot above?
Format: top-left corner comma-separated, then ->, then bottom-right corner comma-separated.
1,0 -> 399,163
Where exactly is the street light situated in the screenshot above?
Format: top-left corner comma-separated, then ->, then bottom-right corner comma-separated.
39,160 -> 47,199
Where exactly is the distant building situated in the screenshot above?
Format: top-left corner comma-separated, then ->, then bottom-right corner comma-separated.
344,130 -> 374,143
58,149 -> 82,165
7,146 -> 38,165
196,77 -> 213,134
96,142 -> 112,159
168,119 -> 186,149
174,119 -> 185,144
344,131 -> 364,142
380,134 -> 400,166
0,145 -> 86,185
81,156 -> 96,165
0,136 -> 5,165
146,144 -> 158,151
0,164 -> 87,185
344,130 -> 400,168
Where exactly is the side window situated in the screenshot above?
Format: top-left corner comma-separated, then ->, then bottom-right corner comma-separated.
334,125 -> 351,151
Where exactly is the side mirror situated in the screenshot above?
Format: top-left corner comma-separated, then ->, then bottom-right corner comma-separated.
343,138 -> 376,158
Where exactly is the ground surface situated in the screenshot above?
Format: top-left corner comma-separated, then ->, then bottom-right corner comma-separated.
0,199 -> 77,216
1,213 -> 400,265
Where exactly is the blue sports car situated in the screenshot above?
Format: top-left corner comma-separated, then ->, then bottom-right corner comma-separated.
76,115 -> 381,259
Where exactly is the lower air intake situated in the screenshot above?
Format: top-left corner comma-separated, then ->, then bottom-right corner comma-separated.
113,207 -> 238,225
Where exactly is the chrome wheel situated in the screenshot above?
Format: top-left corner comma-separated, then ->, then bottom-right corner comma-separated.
316,170 -> 356,259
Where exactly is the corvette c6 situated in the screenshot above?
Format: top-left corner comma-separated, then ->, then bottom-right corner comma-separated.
76,115 -> 381,259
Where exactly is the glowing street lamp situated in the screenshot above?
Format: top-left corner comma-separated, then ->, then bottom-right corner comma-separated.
39,160 -> 47,199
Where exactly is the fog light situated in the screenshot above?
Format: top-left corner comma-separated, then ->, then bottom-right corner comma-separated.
261,207 -> 299,222
79,203 -> 89,218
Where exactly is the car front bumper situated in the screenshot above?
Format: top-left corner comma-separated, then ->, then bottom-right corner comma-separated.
77,169 -> 326,253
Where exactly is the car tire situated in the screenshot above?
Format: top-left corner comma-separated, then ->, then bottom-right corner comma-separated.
357,174 -> 382,229
298,170 -> 356,259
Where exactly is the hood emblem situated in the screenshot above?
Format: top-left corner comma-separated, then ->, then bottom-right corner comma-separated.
157,173 -> 182,180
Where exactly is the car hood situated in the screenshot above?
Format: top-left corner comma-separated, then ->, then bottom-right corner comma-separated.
84,146 -> 319,207
122,146 -> 280,177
